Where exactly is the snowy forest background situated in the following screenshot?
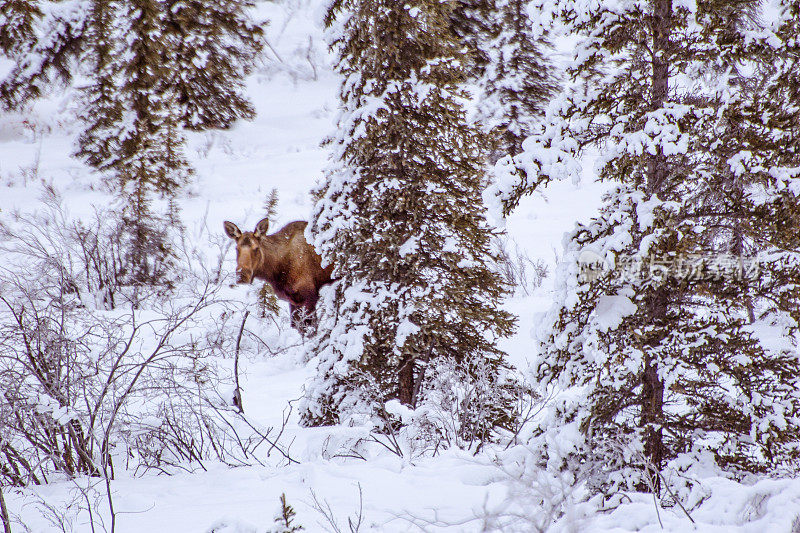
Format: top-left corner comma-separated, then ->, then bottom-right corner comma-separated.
0,0 -> 799,531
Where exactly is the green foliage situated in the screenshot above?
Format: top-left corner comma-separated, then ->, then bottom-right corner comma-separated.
89,0 -> 191,282
0,1 -> 87,107
263,188 -> 279,226
449,0 -> 495,78
448,0 -> 556,161
269,493 -> 304,533
258,282 -> 280,318
255,188 -> 281,318
162,0 -> 264,130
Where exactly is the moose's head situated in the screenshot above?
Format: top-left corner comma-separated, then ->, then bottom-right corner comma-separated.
223,217 -> 270,284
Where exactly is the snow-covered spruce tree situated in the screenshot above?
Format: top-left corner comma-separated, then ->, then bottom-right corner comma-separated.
161,0 -> 264,130
77,0 -> 261,282
76,0 -> 122,173
475,0 -> 556,161
81,0 -> 190,284
494,0 -> 800,493
1,0 -> 263,283
301,0 -> 516,438
449,0 -> 495,78
0,0 -> 86,107
0,0 -> 41,56
1,0 -> 263,125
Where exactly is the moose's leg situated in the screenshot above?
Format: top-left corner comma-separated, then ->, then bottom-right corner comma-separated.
287,285 -> 317,334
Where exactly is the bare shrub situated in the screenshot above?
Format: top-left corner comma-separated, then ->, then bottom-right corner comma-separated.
493,235 -> 548,296
407,355 -> 520,453
395,443 -> 591,533
309,483 -> 364,533
0,196 -> 296,488
0,269 -> 231,484
0,486 -> 13,533
23,477 -> 115,533
259,30 -> 326,83
477,447 -> 591,533
0,189 -> 133,310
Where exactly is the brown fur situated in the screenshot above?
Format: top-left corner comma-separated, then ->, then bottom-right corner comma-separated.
224,218 -> 334,330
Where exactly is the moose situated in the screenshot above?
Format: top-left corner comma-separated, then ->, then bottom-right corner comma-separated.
223,218 -> 334,331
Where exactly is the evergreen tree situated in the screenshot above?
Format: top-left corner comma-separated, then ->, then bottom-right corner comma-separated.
162,0 -> 263,130
111,0 -> 189,282
0,0 -> 41,56
449,0 -> 495,78
76,0 -> 123,172
269,493 -> 304,533
0,1 -> 88,107
1,0 -> 264,282
301,0 -> 516,434
496,0 -> 800,493
475,0 -> 556,160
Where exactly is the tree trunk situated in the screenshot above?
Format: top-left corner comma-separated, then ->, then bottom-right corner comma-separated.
733,222 -> 756,323
398,356 -> 414,406
642,338 -> 665,492
647,0 -> 671,195
640,0 -> 672,492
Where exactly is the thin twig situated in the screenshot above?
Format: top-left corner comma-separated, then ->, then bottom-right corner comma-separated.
264,39 -> 285,63
657,470 -> 695,524
234,310 -> 249,414
347,483 -> 364,533
0,486 -> 12,533
652,489 -> 663,529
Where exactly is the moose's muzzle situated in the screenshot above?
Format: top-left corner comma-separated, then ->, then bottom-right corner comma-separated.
236,268 -> 255,284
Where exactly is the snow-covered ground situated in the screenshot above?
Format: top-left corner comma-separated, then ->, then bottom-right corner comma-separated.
3,1 -> 800,531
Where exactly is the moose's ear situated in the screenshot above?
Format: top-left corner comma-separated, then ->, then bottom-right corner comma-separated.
254,217 -> 270,237
223,221 -> 242,239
